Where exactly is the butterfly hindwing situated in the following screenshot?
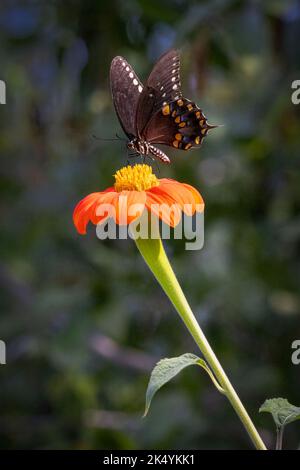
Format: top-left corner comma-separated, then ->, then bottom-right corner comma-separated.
110,56 -> 143,138
143,98 -> 211,150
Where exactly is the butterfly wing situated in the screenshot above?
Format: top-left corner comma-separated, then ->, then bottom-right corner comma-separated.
146,49 -> 182,110
110,56 -> 143,138
135,49 -> 182,137
143,98 -> 213,150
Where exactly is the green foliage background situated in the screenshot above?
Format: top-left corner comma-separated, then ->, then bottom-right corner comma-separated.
0,0 -> 300,449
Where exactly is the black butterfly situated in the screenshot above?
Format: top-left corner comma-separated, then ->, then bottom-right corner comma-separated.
110,49 -> 215,164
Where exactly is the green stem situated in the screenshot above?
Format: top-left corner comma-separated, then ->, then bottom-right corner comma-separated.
276,426 -> 284,450
135,236 -> 266,450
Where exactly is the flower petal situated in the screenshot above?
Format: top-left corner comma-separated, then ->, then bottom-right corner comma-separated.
145,190 -> 182,227
114,190 -> 147,225
180,183 -> 204,211
154,179 -> 204,216
73,187 -> 115,234
92,190 -> 119,224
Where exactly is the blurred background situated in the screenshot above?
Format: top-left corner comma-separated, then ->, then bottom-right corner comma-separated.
0,0 -> 300,450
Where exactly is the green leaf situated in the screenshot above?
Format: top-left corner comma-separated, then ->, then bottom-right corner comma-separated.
259,398 -> 300,428
144,353 -> 225,417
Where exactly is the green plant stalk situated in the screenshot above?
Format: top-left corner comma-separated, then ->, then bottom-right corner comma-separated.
135,235 -> 267,450
276,426 -> 284,450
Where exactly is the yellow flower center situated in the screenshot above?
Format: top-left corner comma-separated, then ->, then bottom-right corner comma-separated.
114,164 -> 159,192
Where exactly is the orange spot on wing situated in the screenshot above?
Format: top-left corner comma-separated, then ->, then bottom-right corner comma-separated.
162,105 -> 170,115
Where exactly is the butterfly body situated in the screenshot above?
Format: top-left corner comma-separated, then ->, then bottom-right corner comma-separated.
110,50 -> 215,164
127,138 -> 170,164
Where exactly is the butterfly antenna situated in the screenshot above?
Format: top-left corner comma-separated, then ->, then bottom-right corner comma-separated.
92,134 -> 126,142
115,133 -> 126,141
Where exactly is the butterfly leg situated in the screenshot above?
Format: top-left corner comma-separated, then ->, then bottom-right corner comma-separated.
146,155 -> 160,174
127,150 -> 141,166
153,157 -> 160,175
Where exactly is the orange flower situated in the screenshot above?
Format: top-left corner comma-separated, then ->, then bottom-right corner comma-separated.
73,164 -> 204,234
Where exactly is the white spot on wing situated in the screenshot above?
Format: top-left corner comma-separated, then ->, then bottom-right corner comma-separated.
133,78 -> 138,85
171,76 -> 176,82
129,72 -> 134,78
138,85 -> 142,93
173,84 -> 178,90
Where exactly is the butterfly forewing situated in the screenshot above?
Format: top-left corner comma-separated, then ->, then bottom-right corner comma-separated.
135,49 -> 182,137
110,56 -> 143,138
146,49 -> 182,111
134,86 -> 157,138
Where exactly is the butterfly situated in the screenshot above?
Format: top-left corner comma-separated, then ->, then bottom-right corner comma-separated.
110,49 -> 215,164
